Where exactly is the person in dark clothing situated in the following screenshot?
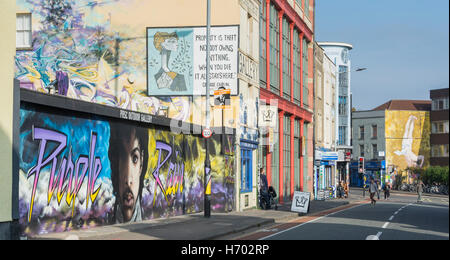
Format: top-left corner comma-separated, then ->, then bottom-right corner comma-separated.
337,181 -> 344,199
417,180 -> 424,203
259,168 -> 270,209
383,182 -> 391,200
369,178 -> 378,205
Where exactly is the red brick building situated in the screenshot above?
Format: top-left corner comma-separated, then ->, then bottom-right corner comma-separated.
259,0 -> 314,202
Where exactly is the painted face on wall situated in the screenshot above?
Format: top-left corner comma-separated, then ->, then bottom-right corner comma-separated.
117,130 -> 144,222
161,37 -> 178,52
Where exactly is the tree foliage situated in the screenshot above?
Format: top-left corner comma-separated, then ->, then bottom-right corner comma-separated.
410,166 -> 449,185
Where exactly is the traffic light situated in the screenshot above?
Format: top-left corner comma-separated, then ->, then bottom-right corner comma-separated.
358,157 -> 365,173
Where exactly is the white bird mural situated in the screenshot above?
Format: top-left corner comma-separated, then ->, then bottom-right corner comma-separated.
394,115 -> 424,167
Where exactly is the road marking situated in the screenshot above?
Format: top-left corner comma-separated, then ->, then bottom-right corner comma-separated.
259,203 -> 367,240
368,203 -> 411,240
64,235 -> 79,240
366,232 -> 382,240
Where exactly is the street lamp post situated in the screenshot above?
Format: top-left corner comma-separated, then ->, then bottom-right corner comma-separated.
204,0 -> 211,218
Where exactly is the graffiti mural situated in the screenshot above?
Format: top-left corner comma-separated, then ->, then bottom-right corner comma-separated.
385,110 -> 430,171
15,0 -> 191,121
19,103 -> 235,236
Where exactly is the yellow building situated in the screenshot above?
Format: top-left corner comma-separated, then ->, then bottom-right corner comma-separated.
378,100 -> 431,183
352,100 -> 431,187
385,110 -> 431,172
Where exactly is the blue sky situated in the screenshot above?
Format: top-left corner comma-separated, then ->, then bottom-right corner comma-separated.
315,0 -> 449,110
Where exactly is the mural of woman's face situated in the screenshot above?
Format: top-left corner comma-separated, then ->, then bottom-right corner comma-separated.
161,37 -> 178,52
117,130 -> 144,222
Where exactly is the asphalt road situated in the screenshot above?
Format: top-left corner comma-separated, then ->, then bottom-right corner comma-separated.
260,193 -> 449,240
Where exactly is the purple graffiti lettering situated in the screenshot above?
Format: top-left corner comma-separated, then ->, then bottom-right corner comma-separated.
152,141 -> 185,205
27,127 -> 102,222
152,142 -> 172,203
87,133 -> 102,208
27,127 -> 67,222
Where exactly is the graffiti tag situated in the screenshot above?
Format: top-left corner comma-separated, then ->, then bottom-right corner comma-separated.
152,141 -> 185,205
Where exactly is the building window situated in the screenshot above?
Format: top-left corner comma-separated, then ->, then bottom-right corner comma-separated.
372,125 -> 378,139
339,66 -> 349,89
17,13 -> 32,49
360,144 -> 365,158
432,121 -> 449,134
293,29 -> 301,106
282,17 -> 291,100
339,126 -> 347,145
247,13 -> 254,57
432,97 -> 449,111
269,4 -> 280,94
339,96 -> 347,116
359,126 -> 365,140
283,115 -> 291,198
302,38 -> 309,107
431,144 -> 449,158
305,0 -> 310,17
372,144 -> 378,159
241,149 -> 253,193
259,0 -> 267,88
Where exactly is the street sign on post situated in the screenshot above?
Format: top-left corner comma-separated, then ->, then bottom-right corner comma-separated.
204,0 -> 212,218
202,128 -> 213,139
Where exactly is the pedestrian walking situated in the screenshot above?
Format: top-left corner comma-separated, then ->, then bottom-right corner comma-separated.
377,180 -> 381,200
363,175 -> 367,197
369,178 -> 378,205
417,180 -> 424,203
259,168 -> 270,209
383,182 -> 391,200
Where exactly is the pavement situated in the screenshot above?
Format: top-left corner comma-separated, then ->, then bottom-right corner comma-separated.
30,187 -> 446,240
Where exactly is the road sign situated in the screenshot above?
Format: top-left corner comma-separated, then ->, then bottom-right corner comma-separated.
214,88 -> 231,109
202,128 -> 213,139
291,191 -> 311,213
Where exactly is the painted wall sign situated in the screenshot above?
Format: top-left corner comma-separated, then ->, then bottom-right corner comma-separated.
147,26 -> 239,96
321,152 -> 338,161
238,51 -> 258,84
258,105 -> 277,128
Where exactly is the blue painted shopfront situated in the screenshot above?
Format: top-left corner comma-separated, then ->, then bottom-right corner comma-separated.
240,140 -> 258,193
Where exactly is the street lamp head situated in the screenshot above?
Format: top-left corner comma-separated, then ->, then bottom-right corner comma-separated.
355,68 -> 367,72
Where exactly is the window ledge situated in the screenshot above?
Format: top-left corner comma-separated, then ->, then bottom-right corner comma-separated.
17,47 -> 33,51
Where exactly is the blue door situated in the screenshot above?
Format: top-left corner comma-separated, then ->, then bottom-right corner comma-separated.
241,148 -> 253,193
